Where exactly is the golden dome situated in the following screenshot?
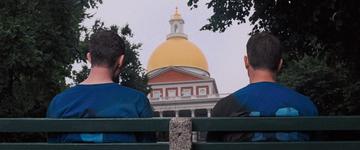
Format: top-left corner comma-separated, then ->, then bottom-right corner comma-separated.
147,37 -> 209,73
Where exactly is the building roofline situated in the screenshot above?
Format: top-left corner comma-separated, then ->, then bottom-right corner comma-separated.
148,66 -> 210,80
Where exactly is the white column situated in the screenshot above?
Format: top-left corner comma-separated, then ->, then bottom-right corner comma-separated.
191,109 -> 197,142
175,110 -> 179,117
207,108 -> 211,117
191,109 -> 195,118
159,111 -> 163,118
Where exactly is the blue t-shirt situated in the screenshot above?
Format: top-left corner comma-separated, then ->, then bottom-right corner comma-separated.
233,82 -> 318,117
208,82 -> 318,141
234,82 -> 318,141
46,83 -> 154,143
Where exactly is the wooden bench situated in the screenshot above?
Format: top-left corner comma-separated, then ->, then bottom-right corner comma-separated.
0,118 -> 170,150
192,117 -> 360,150
0,117 -> 359,150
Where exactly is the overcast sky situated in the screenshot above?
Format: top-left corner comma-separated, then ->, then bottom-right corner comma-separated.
81,0 -> 253,94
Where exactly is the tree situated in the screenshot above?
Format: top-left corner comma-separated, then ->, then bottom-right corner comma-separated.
278,55 -> 358,115
0,0 -> 101,141
72,20 -> 150,94
188,0 -> 360,115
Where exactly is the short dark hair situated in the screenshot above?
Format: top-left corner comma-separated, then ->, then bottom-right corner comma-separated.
246,32 -> 282,72
89,29 -> 125,68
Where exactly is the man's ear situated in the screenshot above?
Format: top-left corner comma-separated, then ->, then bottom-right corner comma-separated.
117,54 -> 125,68
86,52 -> 92,65
277,59 -> 283,72
244,56 -> 250,69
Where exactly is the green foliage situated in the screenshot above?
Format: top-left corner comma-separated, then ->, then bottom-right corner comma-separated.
188,0 -> 360,115
188,0 -> 360,61
188,0 -> 253,32
72,20 -> 150,94
0,0 -> 101,118
279,55 -> 360,115
71,65 -> 90,84
0,0 -> 101,141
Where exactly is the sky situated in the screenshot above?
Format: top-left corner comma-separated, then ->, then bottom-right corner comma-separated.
81,0 -> 253,94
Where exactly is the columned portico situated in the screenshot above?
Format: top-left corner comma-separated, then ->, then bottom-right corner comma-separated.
153,108 -> 216,118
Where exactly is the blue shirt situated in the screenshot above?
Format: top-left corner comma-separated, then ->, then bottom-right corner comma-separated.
235,82 -> 318,141
47,83 -> 154,143
233,82 -> 318,117
208,82 -> 318,141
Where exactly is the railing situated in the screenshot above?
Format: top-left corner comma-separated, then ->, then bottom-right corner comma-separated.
0,117 -> 359,150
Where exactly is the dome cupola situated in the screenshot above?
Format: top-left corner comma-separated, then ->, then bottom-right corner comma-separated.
147,8 -> 209,75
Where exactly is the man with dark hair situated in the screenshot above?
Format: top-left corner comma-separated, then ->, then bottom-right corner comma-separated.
47,29 -> 154,143
207,32 -> 318,142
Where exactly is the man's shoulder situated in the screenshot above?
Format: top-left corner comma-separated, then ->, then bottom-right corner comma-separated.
216,94 -> 237,107
214,86 -> 253,108
228,83 -> 317,114
274,85 -> 315,106
213,94 -> 245,117
47,86 -> 82,117
232,82 -> 309,100
52,84 -> 147,103
115,85 -> 147,98
52,85 -> 80,101
276,84 -> 308,99
229,85 -> 256,102
112,85 -> 150,107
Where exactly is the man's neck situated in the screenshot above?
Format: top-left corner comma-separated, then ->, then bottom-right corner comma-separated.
81,66 -> 113,84
249,69 -> 276,84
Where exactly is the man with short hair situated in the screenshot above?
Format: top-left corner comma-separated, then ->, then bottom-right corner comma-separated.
207,32 -> 318,142
47,29 -> 154,143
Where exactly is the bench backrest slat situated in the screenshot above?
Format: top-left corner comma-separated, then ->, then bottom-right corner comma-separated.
192,117 -> 360,131
0,118 -> 170,132
193,142 -> 360,150
0,143 -> 169,150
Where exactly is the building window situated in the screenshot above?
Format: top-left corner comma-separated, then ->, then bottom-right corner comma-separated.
199,88 -> 207,96
166,88 -> 178,97
197,86 -> 209,96
167,89 -> 177,97
181,88 -> 192,97
152,90 -> 162,98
